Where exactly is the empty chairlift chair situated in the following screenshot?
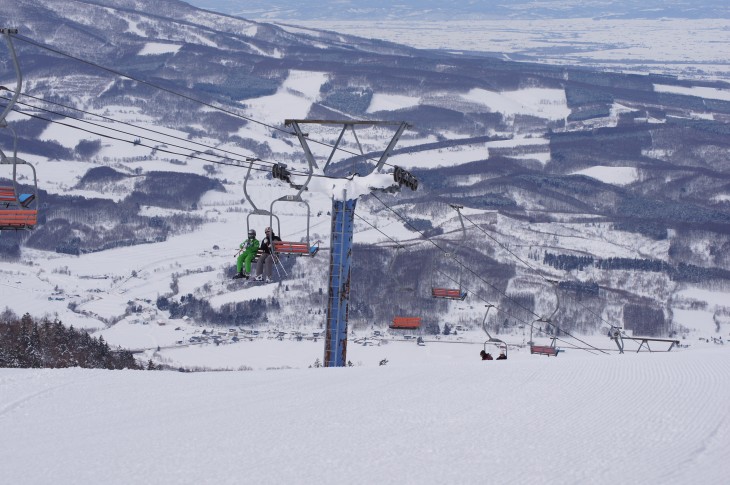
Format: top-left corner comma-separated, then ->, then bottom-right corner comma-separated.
390,317 -> 421,329
431,287 -> 467,300
481,304 -> 508,359
431,204 -> 468,301
529,280 -> 561,357
0,29 -> 39,231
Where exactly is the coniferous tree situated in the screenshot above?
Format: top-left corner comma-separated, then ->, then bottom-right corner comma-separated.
0,314 -> 143,370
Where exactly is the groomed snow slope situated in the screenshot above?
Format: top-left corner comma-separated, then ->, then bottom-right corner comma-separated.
2,347 -> 729,484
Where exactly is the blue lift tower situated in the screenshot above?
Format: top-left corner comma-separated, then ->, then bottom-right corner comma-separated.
284,120 -> 417,367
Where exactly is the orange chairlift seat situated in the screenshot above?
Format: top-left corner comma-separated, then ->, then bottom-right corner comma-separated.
431,287 -> 467,300
390,317 -> 421,329
0,186 -> 34,207
0,170 -> 38,233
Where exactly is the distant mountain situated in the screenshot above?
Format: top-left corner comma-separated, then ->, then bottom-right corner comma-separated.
2,0 -> 730,337
186,0 -> 730,20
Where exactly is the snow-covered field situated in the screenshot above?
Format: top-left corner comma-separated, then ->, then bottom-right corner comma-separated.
279,19 -> 730,81
1,344 -> 729,484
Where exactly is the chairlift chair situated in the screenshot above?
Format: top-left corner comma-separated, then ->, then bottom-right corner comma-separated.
0,159 -> 38,231
481,304 -> 508,358
390,316 -> 421,329
269,162 -> 319,257
431,204 -> 467,301
0,29 -> 38,231
242,159 -> 319,259
529,279 -> 561,357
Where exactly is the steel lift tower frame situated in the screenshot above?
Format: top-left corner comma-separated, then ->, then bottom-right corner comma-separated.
284,119 -> 415,367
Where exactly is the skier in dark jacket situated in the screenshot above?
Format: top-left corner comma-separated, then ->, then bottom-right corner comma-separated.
254,226 -> 281,282
480,350 -> 493,360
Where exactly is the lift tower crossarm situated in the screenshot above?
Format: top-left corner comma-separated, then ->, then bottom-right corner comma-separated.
284,120 -> 410,174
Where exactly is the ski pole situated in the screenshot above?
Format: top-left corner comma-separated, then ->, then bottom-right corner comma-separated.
273,252 -> 288,277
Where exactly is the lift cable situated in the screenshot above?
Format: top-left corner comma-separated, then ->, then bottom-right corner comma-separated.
11,92 -> 279,174
459,210 -> 619,331
13,35 -> 408,173
369,192 -> 608,354
1,103 -> 272,174
2,96 -> 341,181
2,96 -> 274,174
353,212 -> 551,334
357,206 -> 596,352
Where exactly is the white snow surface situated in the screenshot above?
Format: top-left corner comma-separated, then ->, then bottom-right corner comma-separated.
654,84 -> 730,102
1,346 -> 729,484
571,166 -> 640,186
137,42 -> 183,56
367,93 -> 421,113
461,87 -> 569,120
242,70 -> 328,125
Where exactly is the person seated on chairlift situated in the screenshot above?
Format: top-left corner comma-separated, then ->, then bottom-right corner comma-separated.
254,226 -> 281,282
480,350 -> 493,361
496,352 -> 507,360
234,229 -> 260,279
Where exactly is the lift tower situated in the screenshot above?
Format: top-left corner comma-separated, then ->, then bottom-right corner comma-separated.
285,120 -> 416,367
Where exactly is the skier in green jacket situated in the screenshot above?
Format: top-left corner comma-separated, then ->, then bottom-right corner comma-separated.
234,229 -> 260,279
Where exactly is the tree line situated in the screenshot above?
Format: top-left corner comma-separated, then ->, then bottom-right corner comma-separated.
0,312 -> 142,370
543,252 -> 730,282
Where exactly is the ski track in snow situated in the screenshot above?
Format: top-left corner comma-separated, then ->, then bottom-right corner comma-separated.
1,349 -> 729,484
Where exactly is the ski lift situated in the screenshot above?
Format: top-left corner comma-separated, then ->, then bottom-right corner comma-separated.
529,279 -> 561,357
0,29 -> 38,231
481,304 -> 508,359
269,162 -> 319,256
242,158 -> 318,257
431,204 -> 467,300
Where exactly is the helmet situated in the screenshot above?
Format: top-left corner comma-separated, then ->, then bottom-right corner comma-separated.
248,229 -> 256,237
265,227 -> 272,233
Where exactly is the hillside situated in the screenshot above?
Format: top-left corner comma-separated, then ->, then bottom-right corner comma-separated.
1,0 -> 730,360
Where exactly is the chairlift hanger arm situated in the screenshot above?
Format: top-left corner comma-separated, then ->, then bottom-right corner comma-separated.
0,29 -> 22,127
374,122 -> 408,172
287,121 -> 319,171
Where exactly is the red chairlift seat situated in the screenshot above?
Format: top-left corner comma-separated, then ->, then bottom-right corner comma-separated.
0,186 -> 34,207
0,187 -> 37,230
0,208 -> 37,230
530,345 -> 560,357
273,240 -> 320,257
390,317 -> 421,329
431,287 -> 467,300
